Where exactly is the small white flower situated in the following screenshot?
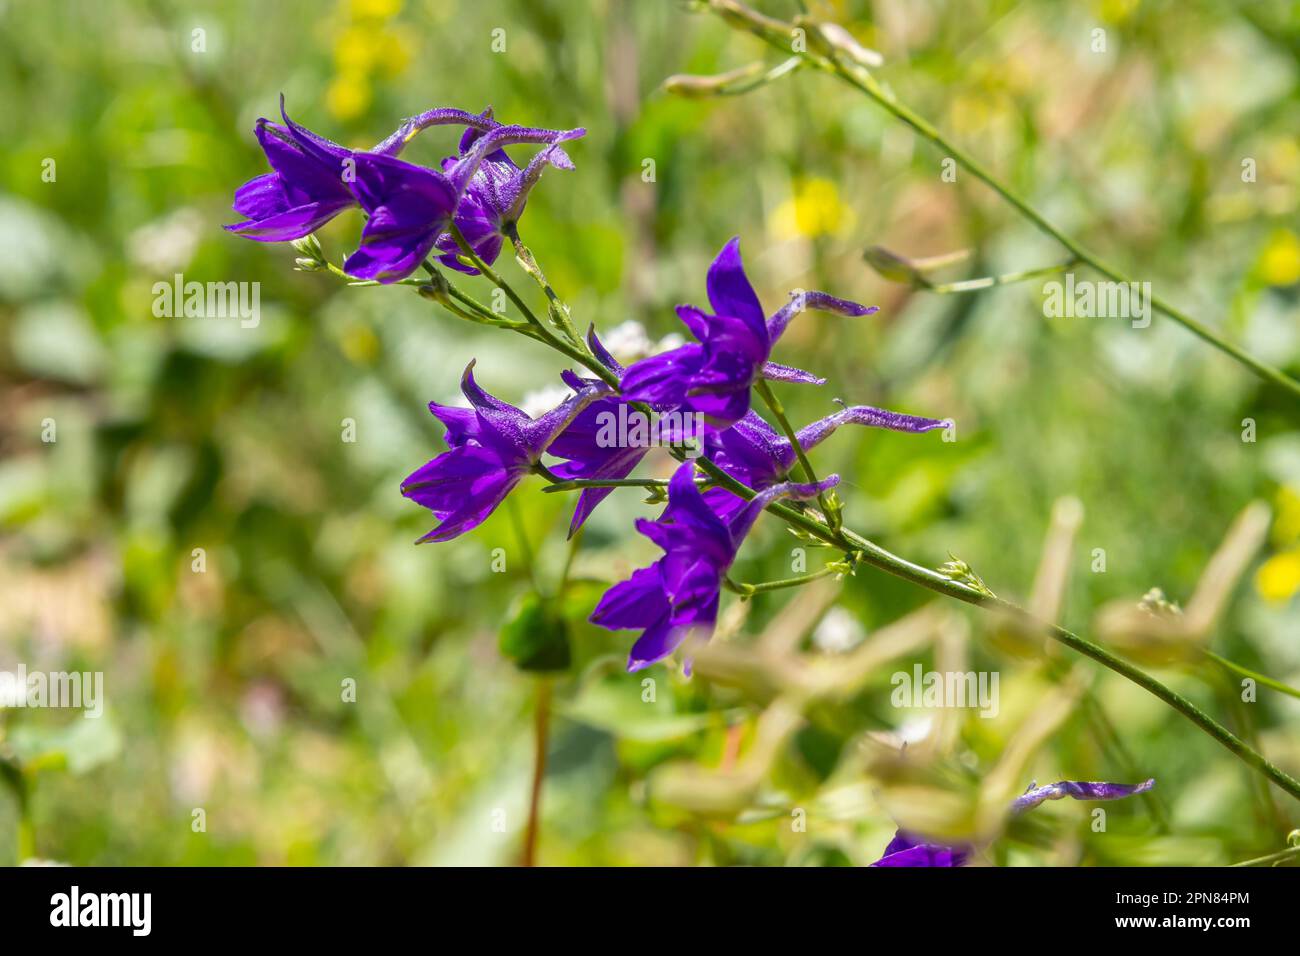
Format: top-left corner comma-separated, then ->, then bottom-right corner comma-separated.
898,714 -> 935,744
602,320 -> 653,363
812,606 -> 865,653
128,208 -> 205,273
521,382 -> 574,419
654,332 -> 686,354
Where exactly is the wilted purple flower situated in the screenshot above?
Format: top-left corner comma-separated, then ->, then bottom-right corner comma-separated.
401,361 -> 607,543
704,404 -> 947,523
345,123 -> 586,283
871,778 -> 1155,867
590,461 -> 838,672
225,98 -> 362,242
619,237 -> 878,429
1009,778 -> 1156,813
432,109 -> 578,275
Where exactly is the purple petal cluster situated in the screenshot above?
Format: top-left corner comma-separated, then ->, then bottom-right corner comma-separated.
380,225 -> 944,670
401,362 -> 607,543
225,99 -> 359,242
433,110 -> 578,275
871,778 -> 1155,867
619,237 -> 879,429
588,462 -> 838,672
227,99 -> 584,283
546,330 -> 652,537
391,235 -> 944,670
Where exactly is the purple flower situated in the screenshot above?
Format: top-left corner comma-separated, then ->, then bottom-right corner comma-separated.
345,123 -> 586,284
590,461 -> 838,673
225,98 -> 361,242
619,237 -> 878,429
704,403 -> 947,523
871,778 -> 1156,867
433,109 -> 578,275
401,361 -> 607,543
546,330 -> 654,537
1008,778 -> 1156,813
871,832 -> 969,868
225,100 -> 548,245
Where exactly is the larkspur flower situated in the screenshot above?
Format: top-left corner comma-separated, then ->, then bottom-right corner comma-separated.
225,99 -> 554,245
225,98 -> 364,242
619,237 -> 878,429
345,123 -> 586,284
433,109 -> 579,275
400,361 -> 607,543
590,461 -> 838,672
871,778 -> 1156,867
704,404 -> 947,523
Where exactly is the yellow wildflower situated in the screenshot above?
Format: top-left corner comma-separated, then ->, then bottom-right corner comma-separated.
769,177 -> 855,239
1258,229 -> 1300,287
1256,549 -> 1300,604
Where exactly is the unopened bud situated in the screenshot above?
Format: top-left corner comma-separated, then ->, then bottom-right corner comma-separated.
863,246 -> 971,287
662,63 -> 763,98
290,234 -> 324,260
809,21 -> 884,68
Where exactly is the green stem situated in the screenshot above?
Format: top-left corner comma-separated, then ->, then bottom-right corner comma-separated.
448,225 -> 608,380
1231,844 -> 1300,867
542,476 -> 673,493
725,561 -> 847,597
695,459 -> 1300,804
830,64 -> 1300,398
448,224 -> 543,326
754,379 -> 838,530
504,223 -> 583,347
705,0 -> 1300,401
1204,650 -> 1300,701
927,260 -> 1077,295
507,497 -> 538,590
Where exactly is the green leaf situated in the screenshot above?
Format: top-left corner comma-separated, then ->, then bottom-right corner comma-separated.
10,712 -> 123,775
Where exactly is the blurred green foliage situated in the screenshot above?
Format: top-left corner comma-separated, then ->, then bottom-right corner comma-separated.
0,0 -> 1298,866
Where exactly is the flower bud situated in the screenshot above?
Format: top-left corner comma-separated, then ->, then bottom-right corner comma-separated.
290,233 -> 324,260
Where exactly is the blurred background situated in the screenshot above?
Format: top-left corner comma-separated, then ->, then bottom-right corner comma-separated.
1,0 -> 1298,866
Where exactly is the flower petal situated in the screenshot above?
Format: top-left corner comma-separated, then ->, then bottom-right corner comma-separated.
706,236 -> 767,344
590,564 -> 670,631
402,444 -> 522,543
759,361 -> 827,386
1010,779 -> 1155,814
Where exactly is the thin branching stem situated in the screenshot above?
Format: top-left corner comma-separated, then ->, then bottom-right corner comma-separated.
704,0 -> 1300,400
1204,650 -> 1300,701
754,379 -> 839,530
